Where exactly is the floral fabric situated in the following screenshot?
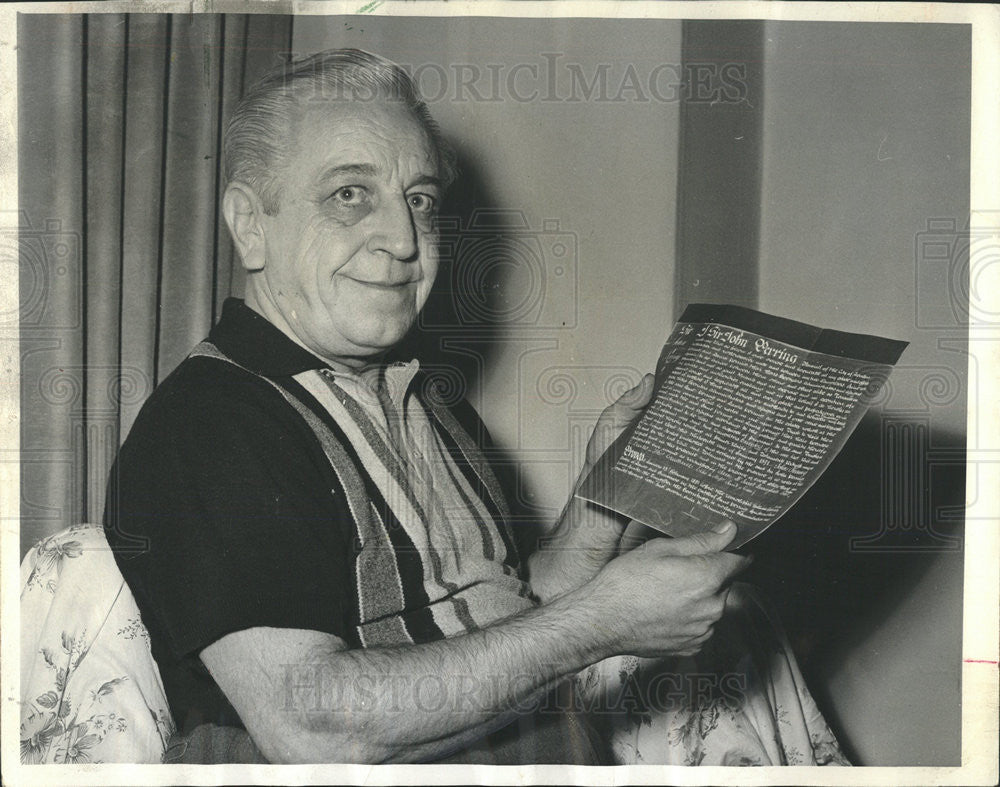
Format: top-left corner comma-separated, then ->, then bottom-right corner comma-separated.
575,582 -> 850,766
20,524 -> 175,764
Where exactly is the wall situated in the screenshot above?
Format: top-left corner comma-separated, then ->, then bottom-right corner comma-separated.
754,21 -> 969,765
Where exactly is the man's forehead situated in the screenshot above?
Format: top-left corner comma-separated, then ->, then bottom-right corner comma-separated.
289,98 -> 437,176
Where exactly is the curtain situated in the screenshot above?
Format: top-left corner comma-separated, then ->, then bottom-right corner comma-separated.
19,13 -> 293,553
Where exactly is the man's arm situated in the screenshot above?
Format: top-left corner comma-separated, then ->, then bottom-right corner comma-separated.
201,525 -> 748,764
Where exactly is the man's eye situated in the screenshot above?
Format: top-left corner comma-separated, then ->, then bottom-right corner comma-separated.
331,186 -> 368,206
407,193 -> 437,214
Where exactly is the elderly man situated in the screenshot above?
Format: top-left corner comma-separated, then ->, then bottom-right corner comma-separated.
104,49 -> 750,765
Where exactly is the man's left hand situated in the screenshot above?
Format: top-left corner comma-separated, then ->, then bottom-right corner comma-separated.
527,372 -> 656,602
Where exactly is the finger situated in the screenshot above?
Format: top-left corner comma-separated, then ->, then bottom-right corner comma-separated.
586,375 -> 656,462
693,626 -> 715,645
616,372 -> 655,410
597,375 -> 655,429
696,594 -> 728,623
652,520 -> 739,556
718,583 -> 735,613
710,551 -> 754,585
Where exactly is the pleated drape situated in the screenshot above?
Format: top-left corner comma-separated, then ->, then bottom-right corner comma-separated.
19,13 -> 293,553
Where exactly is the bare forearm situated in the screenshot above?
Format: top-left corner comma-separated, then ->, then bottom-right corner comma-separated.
206,520 -> 746,764
279,584 -> 610,763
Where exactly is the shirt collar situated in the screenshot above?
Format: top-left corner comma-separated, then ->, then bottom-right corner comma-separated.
320,359 -> 421,411
209,297 -> 418,379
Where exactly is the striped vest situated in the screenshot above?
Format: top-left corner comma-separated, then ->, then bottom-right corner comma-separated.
189,342 -> 536,648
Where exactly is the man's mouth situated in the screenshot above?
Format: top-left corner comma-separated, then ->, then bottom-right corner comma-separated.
346,278 -> 416,290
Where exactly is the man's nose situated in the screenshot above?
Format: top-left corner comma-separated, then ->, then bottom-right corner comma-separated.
366,195 -> 419,261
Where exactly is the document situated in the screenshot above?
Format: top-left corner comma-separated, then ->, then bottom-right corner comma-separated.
577,304 -> 908,549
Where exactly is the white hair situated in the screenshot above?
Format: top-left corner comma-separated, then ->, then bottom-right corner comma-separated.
224,48 -> 458,215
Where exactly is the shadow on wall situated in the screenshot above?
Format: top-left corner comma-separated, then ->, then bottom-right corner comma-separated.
397,137 -> 549,557
744,413 -> 965,765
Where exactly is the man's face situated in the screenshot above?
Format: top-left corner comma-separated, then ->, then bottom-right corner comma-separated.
252,98 -> 441,363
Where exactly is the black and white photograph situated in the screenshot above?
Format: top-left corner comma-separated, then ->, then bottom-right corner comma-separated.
2,1 -> 998,784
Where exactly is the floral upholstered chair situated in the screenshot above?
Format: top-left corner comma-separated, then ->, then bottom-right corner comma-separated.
574,581 -> 850,766
20,523 -> 175,764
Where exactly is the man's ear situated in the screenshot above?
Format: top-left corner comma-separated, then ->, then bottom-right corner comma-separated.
222,182 -> 267,272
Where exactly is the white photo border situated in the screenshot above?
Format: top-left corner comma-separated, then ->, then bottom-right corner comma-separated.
1,2 -> 996,785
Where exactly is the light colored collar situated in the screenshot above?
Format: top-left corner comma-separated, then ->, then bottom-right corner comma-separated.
321,358 -> 421,410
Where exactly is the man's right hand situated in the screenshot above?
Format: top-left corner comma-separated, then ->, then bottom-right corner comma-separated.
579,521 -> 751,658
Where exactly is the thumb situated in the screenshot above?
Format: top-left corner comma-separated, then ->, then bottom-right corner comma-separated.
586,373 -> 656,465
618,372 -> 655,411
656,520 -> 738,556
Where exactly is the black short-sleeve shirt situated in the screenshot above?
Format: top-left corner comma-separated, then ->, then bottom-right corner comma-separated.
104,299 -> 362,734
